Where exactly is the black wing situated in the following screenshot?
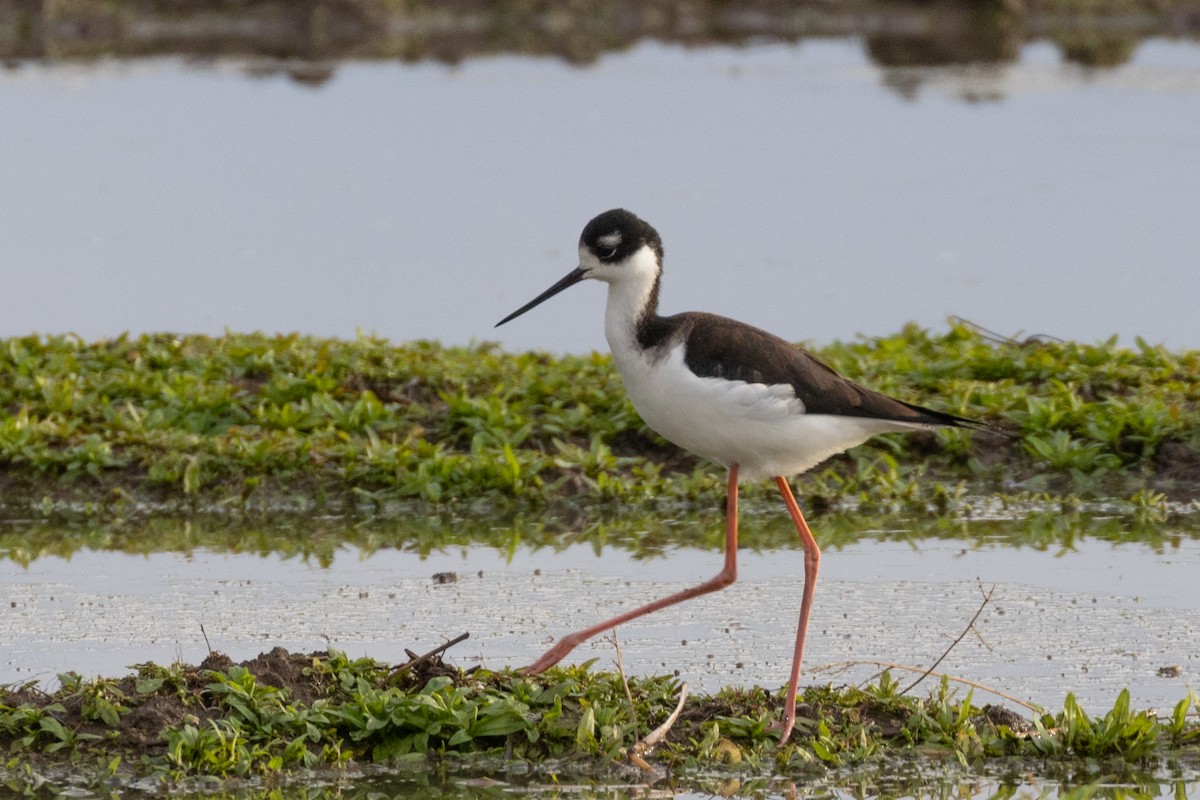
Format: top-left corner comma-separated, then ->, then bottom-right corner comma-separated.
669,312 -> 983,429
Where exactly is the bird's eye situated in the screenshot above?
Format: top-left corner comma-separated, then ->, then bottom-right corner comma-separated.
592,231 -> 623,261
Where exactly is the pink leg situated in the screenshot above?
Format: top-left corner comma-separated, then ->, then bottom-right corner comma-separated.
523,464 -> 741,675
773,476 -> 821,744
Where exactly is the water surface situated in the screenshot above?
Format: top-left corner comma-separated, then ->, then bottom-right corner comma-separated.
5,519 -> 1197,717
2,39 -> 1199,351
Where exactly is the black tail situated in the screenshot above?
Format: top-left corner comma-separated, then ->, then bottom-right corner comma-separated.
899,399 -> 1012,437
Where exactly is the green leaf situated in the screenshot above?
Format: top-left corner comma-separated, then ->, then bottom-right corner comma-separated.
136,677 -> 165,694
575,706 -> 596,747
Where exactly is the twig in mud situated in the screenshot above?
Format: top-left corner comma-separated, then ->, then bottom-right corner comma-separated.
628,681 -> 689,781
200,624 -> 212,656
390,632 -> 470,678
608,630 -> 639,730
900,584 -> 995,697
821,659 -> 1039,713
636,682 -> 689,750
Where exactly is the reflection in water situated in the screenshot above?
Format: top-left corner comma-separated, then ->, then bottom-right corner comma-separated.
6,766 -> 1199,798
865,8 -> 1020,70
2,0 -> 1197,81
4,735 -> 1199,797
1055,30 -> 1142,68
253,772 -> 1200,800
2,504 -> 1197,566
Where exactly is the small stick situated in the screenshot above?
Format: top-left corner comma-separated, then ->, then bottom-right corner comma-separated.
821,659 -> 1039,713
609,630 -> 639,730
971,581 -> 994,651
628,681 -> 689,779
631,682 -> 689,753
390,632 -> 470,678
200,624 -> 212,656
948,315 -> 1062,346
900,584 -> 995,696
628,750 -> 658,778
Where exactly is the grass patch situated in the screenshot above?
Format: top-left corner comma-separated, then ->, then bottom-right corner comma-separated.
0,325 -> 1197,518
2,648 -> 1198,787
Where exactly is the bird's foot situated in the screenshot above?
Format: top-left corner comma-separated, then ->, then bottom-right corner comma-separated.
768,713 -> 796,746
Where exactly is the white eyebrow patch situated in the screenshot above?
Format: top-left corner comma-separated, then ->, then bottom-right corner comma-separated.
597,231 -> 623,248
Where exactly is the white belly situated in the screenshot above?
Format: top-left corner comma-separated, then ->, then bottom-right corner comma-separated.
611,340 -> 924,482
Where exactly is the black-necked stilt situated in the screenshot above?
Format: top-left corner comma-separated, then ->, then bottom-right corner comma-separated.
496,208 -> 990,743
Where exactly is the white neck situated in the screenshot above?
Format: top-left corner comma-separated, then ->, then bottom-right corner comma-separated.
601,246 -> 660,354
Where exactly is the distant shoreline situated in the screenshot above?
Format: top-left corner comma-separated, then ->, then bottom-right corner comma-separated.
3,0 -> 1199,83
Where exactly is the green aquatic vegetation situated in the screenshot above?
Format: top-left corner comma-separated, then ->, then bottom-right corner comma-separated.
58,674 -> 126,729
0,327 -> 1197,517
164,668 -> 334,774
1051,691 -> 1158,759
1023,430 -> 1122,477
0,703 -> 81,754
4,653 -> 1200,785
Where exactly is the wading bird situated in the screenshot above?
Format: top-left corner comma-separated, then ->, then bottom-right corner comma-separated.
496,209 -> 988,743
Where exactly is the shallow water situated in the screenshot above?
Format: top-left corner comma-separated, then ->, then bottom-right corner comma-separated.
4,511 -> 1199,795
4,518 -> 1198,718
2,38 -> 1199,351
15,769 -> 1200,800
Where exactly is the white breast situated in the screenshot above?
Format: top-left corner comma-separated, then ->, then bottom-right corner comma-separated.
608,335 -> 925,483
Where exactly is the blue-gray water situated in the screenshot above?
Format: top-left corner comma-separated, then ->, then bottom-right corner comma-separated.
6,535 -> 1198,715
2,38 -> 1199,351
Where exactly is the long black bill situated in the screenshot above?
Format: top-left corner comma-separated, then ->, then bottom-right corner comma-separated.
495,267 -> 588,327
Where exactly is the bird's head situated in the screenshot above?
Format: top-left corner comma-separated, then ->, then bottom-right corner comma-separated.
496,208 -> 662,327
